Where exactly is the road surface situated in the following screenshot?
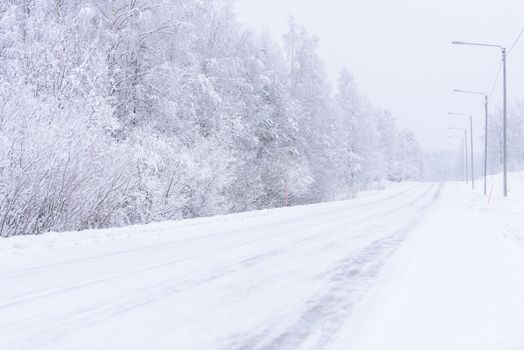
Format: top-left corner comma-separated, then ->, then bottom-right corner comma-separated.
1,179 -> 524,350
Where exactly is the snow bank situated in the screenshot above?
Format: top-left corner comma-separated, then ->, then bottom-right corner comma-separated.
0,182 -> 415,256
336,171 -> 524,350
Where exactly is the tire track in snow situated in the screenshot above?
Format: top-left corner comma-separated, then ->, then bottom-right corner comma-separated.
0,184 -> 440,349
0,184 -> 436,341
0,183 -> 427,279
225,184 -> 443,350
0,184 -> 433,310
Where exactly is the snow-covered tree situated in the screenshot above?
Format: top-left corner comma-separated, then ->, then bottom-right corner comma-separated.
0,0 -> 423,236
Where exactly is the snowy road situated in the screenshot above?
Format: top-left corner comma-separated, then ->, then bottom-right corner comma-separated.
2,179 -> 524,349
0,182 -> 439,349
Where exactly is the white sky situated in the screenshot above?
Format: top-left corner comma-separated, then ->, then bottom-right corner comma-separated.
233,0 -> 524,152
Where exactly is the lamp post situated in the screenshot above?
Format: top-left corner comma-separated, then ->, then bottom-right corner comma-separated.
448,113 -> 474,190
452,41 -> 507,196
449,127 -> 469,185
453,89 -> 489,195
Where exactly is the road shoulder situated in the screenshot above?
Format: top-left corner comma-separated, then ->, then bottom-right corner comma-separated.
330,182 -> 524,350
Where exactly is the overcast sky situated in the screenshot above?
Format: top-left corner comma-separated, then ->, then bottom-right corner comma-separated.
234,0 -> 524,152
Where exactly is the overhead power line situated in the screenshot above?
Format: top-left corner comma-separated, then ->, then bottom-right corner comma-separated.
488,61 -> 503,98
488,25 -> 524,97
508,25 -> 524,54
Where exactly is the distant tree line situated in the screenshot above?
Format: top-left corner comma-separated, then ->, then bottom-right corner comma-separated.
486,100 -> 524,174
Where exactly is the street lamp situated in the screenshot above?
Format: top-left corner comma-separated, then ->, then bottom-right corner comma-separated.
449,127 -> 469,185
452,40 -> 508,197
454,89 -> 489,195
448,112 -> 474,190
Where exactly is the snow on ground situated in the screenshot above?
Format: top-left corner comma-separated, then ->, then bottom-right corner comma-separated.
0,181 -> 409,256
1,175 -> 524,349
334,172 -> 524,350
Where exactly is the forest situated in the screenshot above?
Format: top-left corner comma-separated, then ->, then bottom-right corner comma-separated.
0,0 -> 424,236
